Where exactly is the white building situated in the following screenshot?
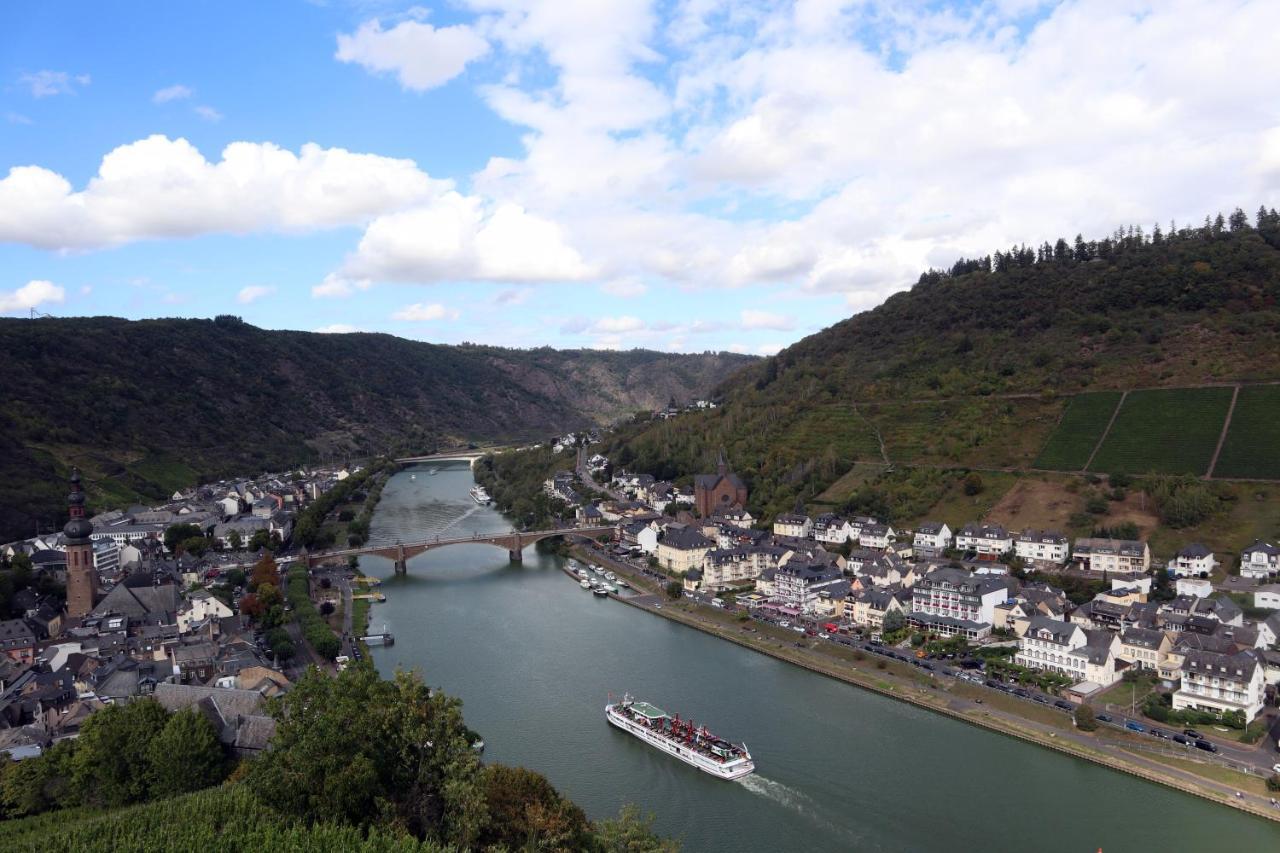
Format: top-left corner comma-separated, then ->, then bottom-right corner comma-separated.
1254,584 -> 1280,611
812,514 -> 853,545
956,523 -> 1013,556
912,522 -> 952,557
1170,543 -> 1216,578
177,589 -> 235,633
92,539 -> 121,574
772,514 -> 813,539
772,562 -> 845,613
1072,538 -> 1150,574
1175,577 -> 1214,599
857,523 -> 896,550
909,567 -> 1008,639
1014,530 -> 1069,565
1015,616 -> 1122,688
1240,540 -> 1280,581
1172,649 -> 1266,722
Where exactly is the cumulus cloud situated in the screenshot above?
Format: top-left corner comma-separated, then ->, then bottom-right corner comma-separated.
391,302 -> 459,321
153,84 -> 193,103
343,195 -> 593,283
19,70 -> 89,98
194,105 -> 223,122
600,277 -> 647,297
336,18 -> 489,91
6,112 -> 33,125
0,280 -> 65,312
236,285 -> 274,304
0,135 -> 445,250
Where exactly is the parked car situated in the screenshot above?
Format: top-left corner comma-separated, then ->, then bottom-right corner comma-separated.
1194,740 -> 1218,753
1096,713 -> 1113,723
1150,729 -> 1169,739
779,620 -> 790,628
1172,735 -> 1189,745
1125,721 -> 1146,733
1183,729 -> 1203,739
1054,700 -> 1073,711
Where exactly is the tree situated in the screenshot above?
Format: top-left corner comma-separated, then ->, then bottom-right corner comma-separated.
227,529 -> 243,551
248,664 -> 487,846
147,709 -> 226,796
664,580 -> 683,600
249,529 -> 272,552
962,473 -> 984,496
71,698 -> 170,807
238,592 -> 264,620
1074,704 -> 1098,732
882,610 -> 906,634
594,804 -> 681,852
477,764 -> 591,851
164,523 -> 204,553
250,554 -> 279,590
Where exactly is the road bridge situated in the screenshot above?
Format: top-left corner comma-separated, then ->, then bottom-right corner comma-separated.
304,525 -> 615,573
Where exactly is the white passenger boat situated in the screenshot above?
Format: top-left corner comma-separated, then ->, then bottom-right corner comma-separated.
606,695 -> 754,780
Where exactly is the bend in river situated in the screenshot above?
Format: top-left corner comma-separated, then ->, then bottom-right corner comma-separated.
361,462 -> 1280,853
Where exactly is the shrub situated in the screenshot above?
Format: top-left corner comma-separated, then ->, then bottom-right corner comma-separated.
1074,704 -> 1098,731
1267,774 -> 1280,793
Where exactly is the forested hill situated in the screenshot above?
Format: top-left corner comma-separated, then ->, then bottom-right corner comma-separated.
0,316 -> 753,541
605,207 -> 1280,521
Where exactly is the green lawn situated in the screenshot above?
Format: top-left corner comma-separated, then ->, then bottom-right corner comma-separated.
1092,674 -> 1157,710
1088,387 -> 1233,475
1213,384 -> 1280,479
1033,391 -> 1123,470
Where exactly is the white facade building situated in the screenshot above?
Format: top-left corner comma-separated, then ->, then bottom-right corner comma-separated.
956,523 -> 1013,556
1172,650 -> 1266,722
1014,530 -> 1069,565
1240,540 -> 1280,581
1170,543 -> 1216,578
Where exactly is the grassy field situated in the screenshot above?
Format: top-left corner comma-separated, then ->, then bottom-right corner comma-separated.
1213,384 -> 1280,479
1088,387 -> 1234,475
1033,391 -> 1123,470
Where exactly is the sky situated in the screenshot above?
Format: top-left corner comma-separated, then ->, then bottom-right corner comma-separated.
2,1 -> 1278,355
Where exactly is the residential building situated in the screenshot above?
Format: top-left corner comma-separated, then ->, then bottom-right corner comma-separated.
772,561 -> 844,612
1170,543 -> 1216,578
912,522 -> 952,558
857,523 -> 896,550
622,519 -> 660,554
1172,649 -> 1266,722
1117,627 -> 1171,671
812,514 -> 852,545
908,567 -> 1009,639
849,588 -> 907,630
1015,616 -> 1122,688
1240,540 -> 1280,581
656,526 -> 713,575
956,523 -> 1013,556
1014,530 -> 1069,565
701,546 -> 785,591
1072,538 -> 1150,574
0,619 -> 37,664
773,513 -> 813,539
1254,584 -> 1280,611
1175,577 -> 1214,599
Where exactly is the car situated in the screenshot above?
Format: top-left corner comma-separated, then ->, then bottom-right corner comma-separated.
791,625 -> 805,633
1272,763 -> 1280,774
1032,694 -> 1050,705
1194,740 -> 1218,753
1095,714 -> 1113,723
1125,721 -> 1146,733
1183,729 -> 1203,739
1054,700 -> 1074,711
817,632 -> 830,639
1012,688 -> 1031,698
779,620 -> 790,628
1172,734 -> 1189,745
985,679 -> 1003,689
1150,729 -> 1169,739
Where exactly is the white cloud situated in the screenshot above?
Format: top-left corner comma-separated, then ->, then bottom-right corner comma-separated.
194,105 -> 223,122
0,135 -> 445,250
6,112 -> 33,125
600,277 -> 647,298
336,18 -> 489,91
756,343 -> 784,356
236,285 -> 274,304
311,274 -> 373,299
343,195 -> 593,283
740,309 -> 794,331
153,84 -> 193,103
19,70 -> 88,98
392,302 -> 459,321
0,280 -> 65,313
314,323 -> 364,333
493,287 -> 531,305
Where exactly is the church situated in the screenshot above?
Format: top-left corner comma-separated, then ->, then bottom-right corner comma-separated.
693,451 -> 748,518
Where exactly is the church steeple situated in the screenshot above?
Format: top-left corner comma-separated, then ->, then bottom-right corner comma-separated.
64,468 -> 99,618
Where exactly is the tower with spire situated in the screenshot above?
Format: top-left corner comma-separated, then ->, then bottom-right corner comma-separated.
694,447 -> 748,518
64,468 -> 99,618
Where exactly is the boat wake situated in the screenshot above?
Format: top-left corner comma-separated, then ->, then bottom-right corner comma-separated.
737,775 -> 866,845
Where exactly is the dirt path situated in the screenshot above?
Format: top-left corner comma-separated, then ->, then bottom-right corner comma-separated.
1082,389 -> 1128,472
1206,384 -> 1241,479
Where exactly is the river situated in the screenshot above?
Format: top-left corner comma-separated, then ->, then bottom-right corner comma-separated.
360,462 -> 1280,852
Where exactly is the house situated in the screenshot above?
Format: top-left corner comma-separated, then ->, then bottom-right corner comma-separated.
1175,577 -> 1214,599
152,682 -> 277,757
1072,538 -> 1150,574
701,546 -> 786,591
955,523 -> 1013,556
218,496 -> 242,518
812,514 -> 852,545
622,519 -> 661,554
1170,543 -> 1216,578
1014,530 -> 1069,565
213,517 -> 269,549
1254,584 -> 1280,611
1255,613 -> 1280,649
848,588 -> 907,630
773,513 -> 812,539
656,526 -> 713,575
1015,616 -> 1122,688
857,523 -> 896,550
908,567 -> 1009,639
912,522 -> 952,558
1239,540 -> 1280,581
1172,649 -> 1266,722
177,590 -> 235,633
716,506 -> 755,529
1117,627 -> 1171,671
771,561 -> 844,612
0,620 -> 37,664
90,582 -> 182,631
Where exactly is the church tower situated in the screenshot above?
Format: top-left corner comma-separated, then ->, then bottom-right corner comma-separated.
64,468 -> 99,618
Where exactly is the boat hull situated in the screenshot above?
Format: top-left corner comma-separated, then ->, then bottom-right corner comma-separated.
606,705 -> 754,780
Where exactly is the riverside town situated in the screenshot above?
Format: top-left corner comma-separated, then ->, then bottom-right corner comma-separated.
6,2 -> 1280,851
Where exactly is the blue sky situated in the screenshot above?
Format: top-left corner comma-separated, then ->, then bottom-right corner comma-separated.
2,1 -> 1278,353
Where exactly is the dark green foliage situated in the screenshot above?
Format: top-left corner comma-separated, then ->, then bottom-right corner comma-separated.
1146,475 -> 1224,528
164,522 -> 205,553
147,709 -> 226,797
473,447 -> 571,530
477,765 -> 592,851
1074,704 -> 1098,732
1088,387 -> 1233,475
1214,384 -> 1280,479
285,566 -> 341,659
665,580 -> 683,599
71,698 -> 171,808
0,317 -> 751,542
1034,391 -> 1123,470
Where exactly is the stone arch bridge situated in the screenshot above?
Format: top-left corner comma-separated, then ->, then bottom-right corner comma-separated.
303,525 -> 616,574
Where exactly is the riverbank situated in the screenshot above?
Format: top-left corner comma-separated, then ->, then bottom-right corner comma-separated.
573,545 -> 1280,825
